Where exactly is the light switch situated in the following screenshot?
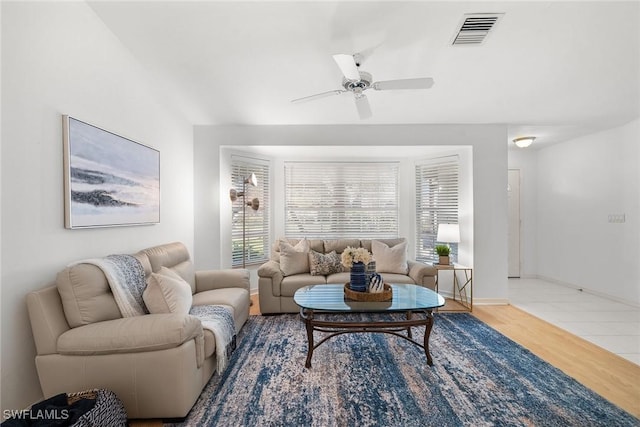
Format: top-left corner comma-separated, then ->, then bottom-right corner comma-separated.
608,214 -> 626,223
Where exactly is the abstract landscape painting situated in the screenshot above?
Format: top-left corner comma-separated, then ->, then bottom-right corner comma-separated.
63,116 -> 160,228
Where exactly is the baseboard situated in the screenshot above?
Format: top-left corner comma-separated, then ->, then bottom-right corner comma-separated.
516,273 -> 538,279
535,275 -> 640,309
438,289 -> 508,306
473,298 -> 510,306
437,290 -> 455,299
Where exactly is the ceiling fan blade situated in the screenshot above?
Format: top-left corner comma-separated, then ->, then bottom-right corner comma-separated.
332,54 -> 361,81
373,77 -> 435,91
354,95 -> 372,120
291,90 -> 346,104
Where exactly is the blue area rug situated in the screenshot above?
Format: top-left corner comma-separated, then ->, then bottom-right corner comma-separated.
168,313 -> 638,426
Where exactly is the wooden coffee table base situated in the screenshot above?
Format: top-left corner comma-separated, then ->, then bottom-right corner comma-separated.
299,309 -> 436,368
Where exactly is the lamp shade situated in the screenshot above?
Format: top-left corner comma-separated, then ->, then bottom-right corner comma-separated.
437,224 -> 460,243
245,173 -> 258,186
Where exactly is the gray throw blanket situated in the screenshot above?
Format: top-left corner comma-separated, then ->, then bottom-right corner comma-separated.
189,305 -> 237,373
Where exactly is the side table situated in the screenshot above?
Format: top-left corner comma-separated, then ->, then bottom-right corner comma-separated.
434,263 -> 473,312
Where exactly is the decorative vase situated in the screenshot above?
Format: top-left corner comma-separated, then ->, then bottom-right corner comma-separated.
368,273 -> 384,293
350,262 -> 367,292
365,260 -> 376,287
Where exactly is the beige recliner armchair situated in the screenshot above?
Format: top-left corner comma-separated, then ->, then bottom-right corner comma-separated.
26,242 -> 250,420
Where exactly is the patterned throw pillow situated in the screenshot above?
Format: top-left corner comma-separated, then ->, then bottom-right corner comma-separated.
308,250 -> 343,276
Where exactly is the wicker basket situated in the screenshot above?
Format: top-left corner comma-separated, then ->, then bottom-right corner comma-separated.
344,283 -> 392,302
68,388 -> 127,427
3,389 -> 127,427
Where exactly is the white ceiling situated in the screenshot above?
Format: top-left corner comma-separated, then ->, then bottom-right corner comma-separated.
89,1 -> 639,149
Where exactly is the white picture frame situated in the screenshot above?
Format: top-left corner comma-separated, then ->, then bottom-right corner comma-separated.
63,115 -> 160,228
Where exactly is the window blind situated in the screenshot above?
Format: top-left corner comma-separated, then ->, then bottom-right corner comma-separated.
415,156 -> 459,263
231,156 -> 270,267
285,162 -> 399,239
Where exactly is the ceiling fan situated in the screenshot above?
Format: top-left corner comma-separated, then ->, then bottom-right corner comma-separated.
291,53 -> 435,119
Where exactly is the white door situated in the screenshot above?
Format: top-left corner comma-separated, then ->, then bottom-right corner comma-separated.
508,169 -> 521,277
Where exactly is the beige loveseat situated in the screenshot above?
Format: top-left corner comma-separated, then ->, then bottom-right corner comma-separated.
258,238 -> 437,314
26,242 -> 250,420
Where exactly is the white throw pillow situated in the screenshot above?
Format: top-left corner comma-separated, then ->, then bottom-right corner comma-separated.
143,268 -> 193,314
371,240 -> 409,274
279,238 -> 310,276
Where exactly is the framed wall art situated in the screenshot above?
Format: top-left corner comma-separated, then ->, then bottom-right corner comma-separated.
63,115 -> 160,228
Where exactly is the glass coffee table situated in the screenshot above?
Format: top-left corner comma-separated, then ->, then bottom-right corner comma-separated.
293,283 -> 445,368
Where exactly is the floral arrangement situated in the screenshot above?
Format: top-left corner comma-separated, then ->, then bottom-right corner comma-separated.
341,246 -> 372,268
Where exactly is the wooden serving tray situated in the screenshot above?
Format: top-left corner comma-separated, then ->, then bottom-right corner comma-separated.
344,283 -> 392,302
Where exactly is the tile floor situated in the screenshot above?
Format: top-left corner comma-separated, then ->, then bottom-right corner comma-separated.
508,278 -> 640,365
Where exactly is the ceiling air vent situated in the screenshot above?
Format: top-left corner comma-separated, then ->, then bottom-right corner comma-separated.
452,13 -> 504,46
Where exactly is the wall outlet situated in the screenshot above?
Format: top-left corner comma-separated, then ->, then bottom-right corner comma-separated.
608,214 -> 626,223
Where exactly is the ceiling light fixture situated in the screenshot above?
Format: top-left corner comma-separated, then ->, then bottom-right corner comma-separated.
513,136 -> 535,148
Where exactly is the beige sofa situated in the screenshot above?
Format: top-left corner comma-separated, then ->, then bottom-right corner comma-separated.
258,238 -> 437,314
26,242 -> 250,420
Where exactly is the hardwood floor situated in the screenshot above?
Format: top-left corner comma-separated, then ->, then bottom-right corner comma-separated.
129,295 -> 640,425
473,304 -> 640,418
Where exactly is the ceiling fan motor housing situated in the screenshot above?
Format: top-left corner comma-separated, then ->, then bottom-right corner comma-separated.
342,71 -> 372,93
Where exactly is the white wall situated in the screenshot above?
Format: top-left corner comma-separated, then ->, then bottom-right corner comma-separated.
1,2 -> 194,413
535,119 -> 639,305
194,124 -> 509,303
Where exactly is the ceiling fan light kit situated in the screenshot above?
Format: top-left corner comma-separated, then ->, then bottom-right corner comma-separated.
513,136 -> 536,148
292,53 -> 435,120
